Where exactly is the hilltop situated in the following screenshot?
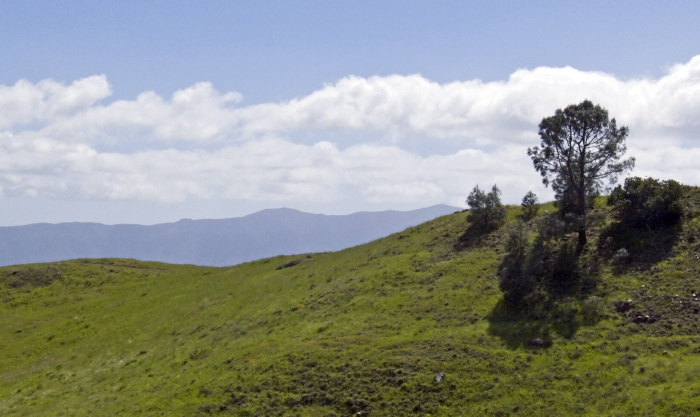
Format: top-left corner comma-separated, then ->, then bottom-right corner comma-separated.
2,189 -> 700,416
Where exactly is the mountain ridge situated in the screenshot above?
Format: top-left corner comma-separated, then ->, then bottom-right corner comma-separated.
0,204 -> 459,267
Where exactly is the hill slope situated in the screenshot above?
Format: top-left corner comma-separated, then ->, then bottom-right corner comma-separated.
2,192 -> 700,416
0,205 -> 458,267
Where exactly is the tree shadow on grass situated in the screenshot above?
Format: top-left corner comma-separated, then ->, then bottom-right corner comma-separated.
485,299 -> 589,349
486,301 -> 554,348
598,222 -> 682,273
489,291 -> 612,350
0,264 -> 63,291
454,222 -> 502,252
488,219 -> 604,348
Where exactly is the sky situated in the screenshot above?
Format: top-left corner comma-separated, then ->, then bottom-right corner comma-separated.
0,1 -> 699,226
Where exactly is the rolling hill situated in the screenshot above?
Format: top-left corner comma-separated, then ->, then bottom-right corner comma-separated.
1,191 -> 700,416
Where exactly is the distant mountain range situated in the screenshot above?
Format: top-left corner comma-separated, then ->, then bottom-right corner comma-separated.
0,205 -> 460,267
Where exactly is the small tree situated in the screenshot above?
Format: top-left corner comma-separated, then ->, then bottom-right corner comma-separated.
466,184 -> 506,230
608,177 -> 684,230
528,100 -> 635,248
520,191 -> 539,221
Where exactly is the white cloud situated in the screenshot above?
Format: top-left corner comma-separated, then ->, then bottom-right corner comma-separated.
1,56 -> 699,212
0,75 -> 111,129
39,82 -> 243,143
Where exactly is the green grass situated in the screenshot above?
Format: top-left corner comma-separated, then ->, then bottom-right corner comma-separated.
2,192 -> 700,416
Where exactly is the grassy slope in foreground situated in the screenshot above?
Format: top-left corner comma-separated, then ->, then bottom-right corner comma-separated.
2,191 -> 700,416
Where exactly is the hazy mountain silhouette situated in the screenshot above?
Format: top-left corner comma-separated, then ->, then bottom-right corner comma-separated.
0,205 -> 459,267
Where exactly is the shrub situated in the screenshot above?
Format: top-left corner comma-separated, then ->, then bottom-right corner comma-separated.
581,296 -> 608,320
520,191 -> 539,221
608,177 -> 684,229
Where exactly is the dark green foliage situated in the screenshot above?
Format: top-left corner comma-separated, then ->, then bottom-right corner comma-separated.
504,221 -> 529,259
548,240 -> 581,295
466,184 -> 506,230
554,185 -> 597,218
608,176 -> 684,229
499,215 -> 594,315
599,220 -> 682,273
520,191 -> 540,221
526,217 -> 582,297
528,100 -> 635,247
599,177 -> 685,271
499,222 -> 533,307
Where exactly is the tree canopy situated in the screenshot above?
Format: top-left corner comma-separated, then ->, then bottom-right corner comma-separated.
466,184 -> 506,230
527,100 -> 635,247
520,191 -> 539,221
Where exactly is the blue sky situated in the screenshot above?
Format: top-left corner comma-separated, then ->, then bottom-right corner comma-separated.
1,1 -> 699,225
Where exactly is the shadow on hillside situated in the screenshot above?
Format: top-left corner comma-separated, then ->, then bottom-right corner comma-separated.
486,299 -> 597,349
0,265 -> 63,291
598,222 -> 682,273
454,222 -> 500,252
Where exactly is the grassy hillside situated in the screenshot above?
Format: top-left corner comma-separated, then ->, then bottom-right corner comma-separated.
2,190 -> 700,416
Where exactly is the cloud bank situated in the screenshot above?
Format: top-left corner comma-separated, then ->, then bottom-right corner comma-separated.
1,56 -> 699,210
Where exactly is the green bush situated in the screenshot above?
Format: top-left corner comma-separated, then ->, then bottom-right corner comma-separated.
608,177 -> 684,229
520,191 -> 540,221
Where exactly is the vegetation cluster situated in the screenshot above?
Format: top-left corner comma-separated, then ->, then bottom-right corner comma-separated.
608,177 -> 685,230
481,101 -> 688,324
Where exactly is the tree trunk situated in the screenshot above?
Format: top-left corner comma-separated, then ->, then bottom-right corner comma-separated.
577,182 -> 587,251
577,226 -> 587,250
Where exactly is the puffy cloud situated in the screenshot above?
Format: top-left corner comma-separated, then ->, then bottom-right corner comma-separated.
0,75 -> 111,129
5,57 -> 700,147
233,58 -> 700,146
40,82 -> 243,143
1,56 -> 699,211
